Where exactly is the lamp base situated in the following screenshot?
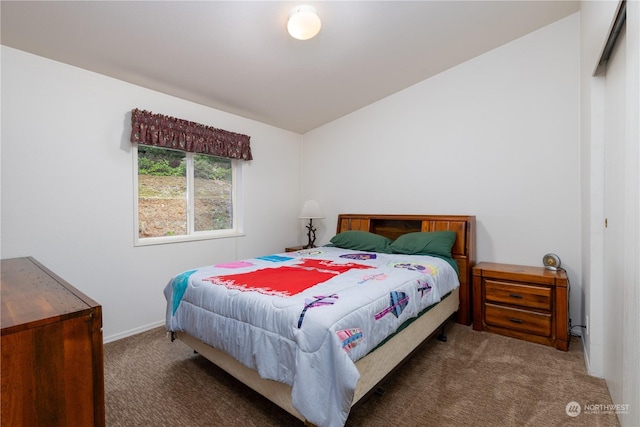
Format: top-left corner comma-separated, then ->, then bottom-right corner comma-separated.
304,219 -> 317,249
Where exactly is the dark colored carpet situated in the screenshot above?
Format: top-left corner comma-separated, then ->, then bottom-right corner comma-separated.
104,322 -> 618,426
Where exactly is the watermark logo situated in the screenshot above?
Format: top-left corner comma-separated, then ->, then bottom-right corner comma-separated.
566,401 -> 631,417
566,401 -> 581,417
583,403 -> 630,415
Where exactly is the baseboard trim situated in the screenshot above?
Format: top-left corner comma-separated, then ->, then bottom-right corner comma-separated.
580,332 -> 606,378
580,332 -> 592,374
103,320 -> 165,344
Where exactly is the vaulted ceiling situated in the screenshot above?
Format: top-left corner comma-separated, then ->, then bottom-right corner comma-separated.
1,1 -> 579,133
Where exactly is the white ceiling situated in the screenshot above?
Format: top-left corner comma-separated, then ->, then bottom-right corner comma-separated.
1,1 -> 579,134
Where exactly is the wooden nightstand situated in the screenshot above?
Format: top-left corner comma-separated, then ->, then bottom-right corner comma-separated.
285,245 -> 305,252
472,262 -> 569,351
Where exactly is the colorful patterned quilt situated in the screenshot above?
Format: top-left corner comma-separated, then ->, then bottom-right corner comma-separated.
164,247 -> 459,427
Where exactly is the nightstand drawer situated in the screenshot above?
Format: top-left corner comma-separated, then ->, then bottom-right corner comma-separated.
484,279 -> 552,310
485,303 -> 552,337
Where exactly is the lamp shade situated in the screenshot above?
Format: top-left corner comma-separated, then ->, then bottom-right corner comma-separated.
299,200 -> 324,219
287,5 -> 321,40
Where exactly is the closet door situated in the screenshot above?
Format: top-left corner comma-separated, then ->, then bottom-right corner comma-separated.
603,21 -> 626,403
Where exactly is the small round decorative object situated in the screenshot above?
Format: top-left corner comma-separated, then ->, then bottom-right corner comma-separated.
542,253 -> 561,271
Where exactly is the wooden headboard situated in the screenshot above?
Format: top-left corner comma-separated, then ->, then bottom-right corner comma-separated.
336,214 -> 476,325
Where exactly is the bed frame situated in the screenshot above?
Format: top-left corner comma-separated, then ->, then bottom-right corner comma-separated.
173,213 -> 476,426
336,214 -> 476,325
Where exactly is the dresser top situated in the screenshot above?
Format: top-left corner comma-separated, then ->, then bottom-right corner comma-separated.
1,257 -> 101,334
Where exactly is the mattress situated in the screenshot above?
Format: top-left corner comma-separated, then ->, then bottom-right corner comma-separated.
164,246 -> 459,427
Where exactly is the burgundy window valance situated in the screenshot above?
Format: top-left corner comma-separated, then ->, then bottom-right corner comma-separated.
130,109 -> 252,160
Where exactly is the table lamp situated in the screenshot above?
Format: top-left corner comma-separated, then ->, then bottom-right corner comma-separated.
299,200 -> 324,248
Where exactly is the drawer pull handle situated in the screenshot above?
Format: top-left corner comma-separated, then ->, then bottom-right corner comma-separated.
509,293 -> 523,299
509,318 -> 524,324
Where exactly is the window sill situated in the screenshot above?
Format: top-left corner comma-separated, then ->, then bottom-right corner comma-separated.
134,231 -> 245,247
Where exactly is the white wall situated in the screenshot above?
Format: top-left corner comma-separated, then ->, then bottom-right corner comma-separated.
0,46 -> 303,342
302,14 -> 582,323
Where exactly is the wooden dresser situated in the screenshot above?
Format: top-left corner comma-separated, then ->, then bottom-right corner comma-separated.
1,257 -> 105,426
472,262 -> 569,351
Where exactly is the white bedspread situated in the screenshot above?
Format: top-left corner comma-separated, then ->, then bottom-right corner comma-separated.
164,247 -> 459,427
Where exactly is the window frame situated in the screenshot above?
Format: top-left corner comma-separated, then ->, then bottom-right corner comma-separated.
133,143 -> 244,246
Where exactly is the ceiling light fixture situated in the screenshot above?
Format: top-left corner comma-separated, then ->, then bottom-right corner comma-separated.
287,5 -> 321,40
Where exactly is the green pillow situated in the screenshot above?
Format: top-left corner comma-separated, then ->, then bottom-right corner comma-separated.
328,231 -> 392,253
389,231 -> 457,257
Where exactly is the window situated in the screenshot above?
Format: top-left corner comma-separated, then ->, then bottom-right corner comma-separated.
129,108 -> 251,245
134,145 -> 242,245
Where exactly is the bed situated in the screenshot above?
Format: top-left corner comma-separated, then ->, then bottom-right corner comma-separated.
165,214 -> 476,427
